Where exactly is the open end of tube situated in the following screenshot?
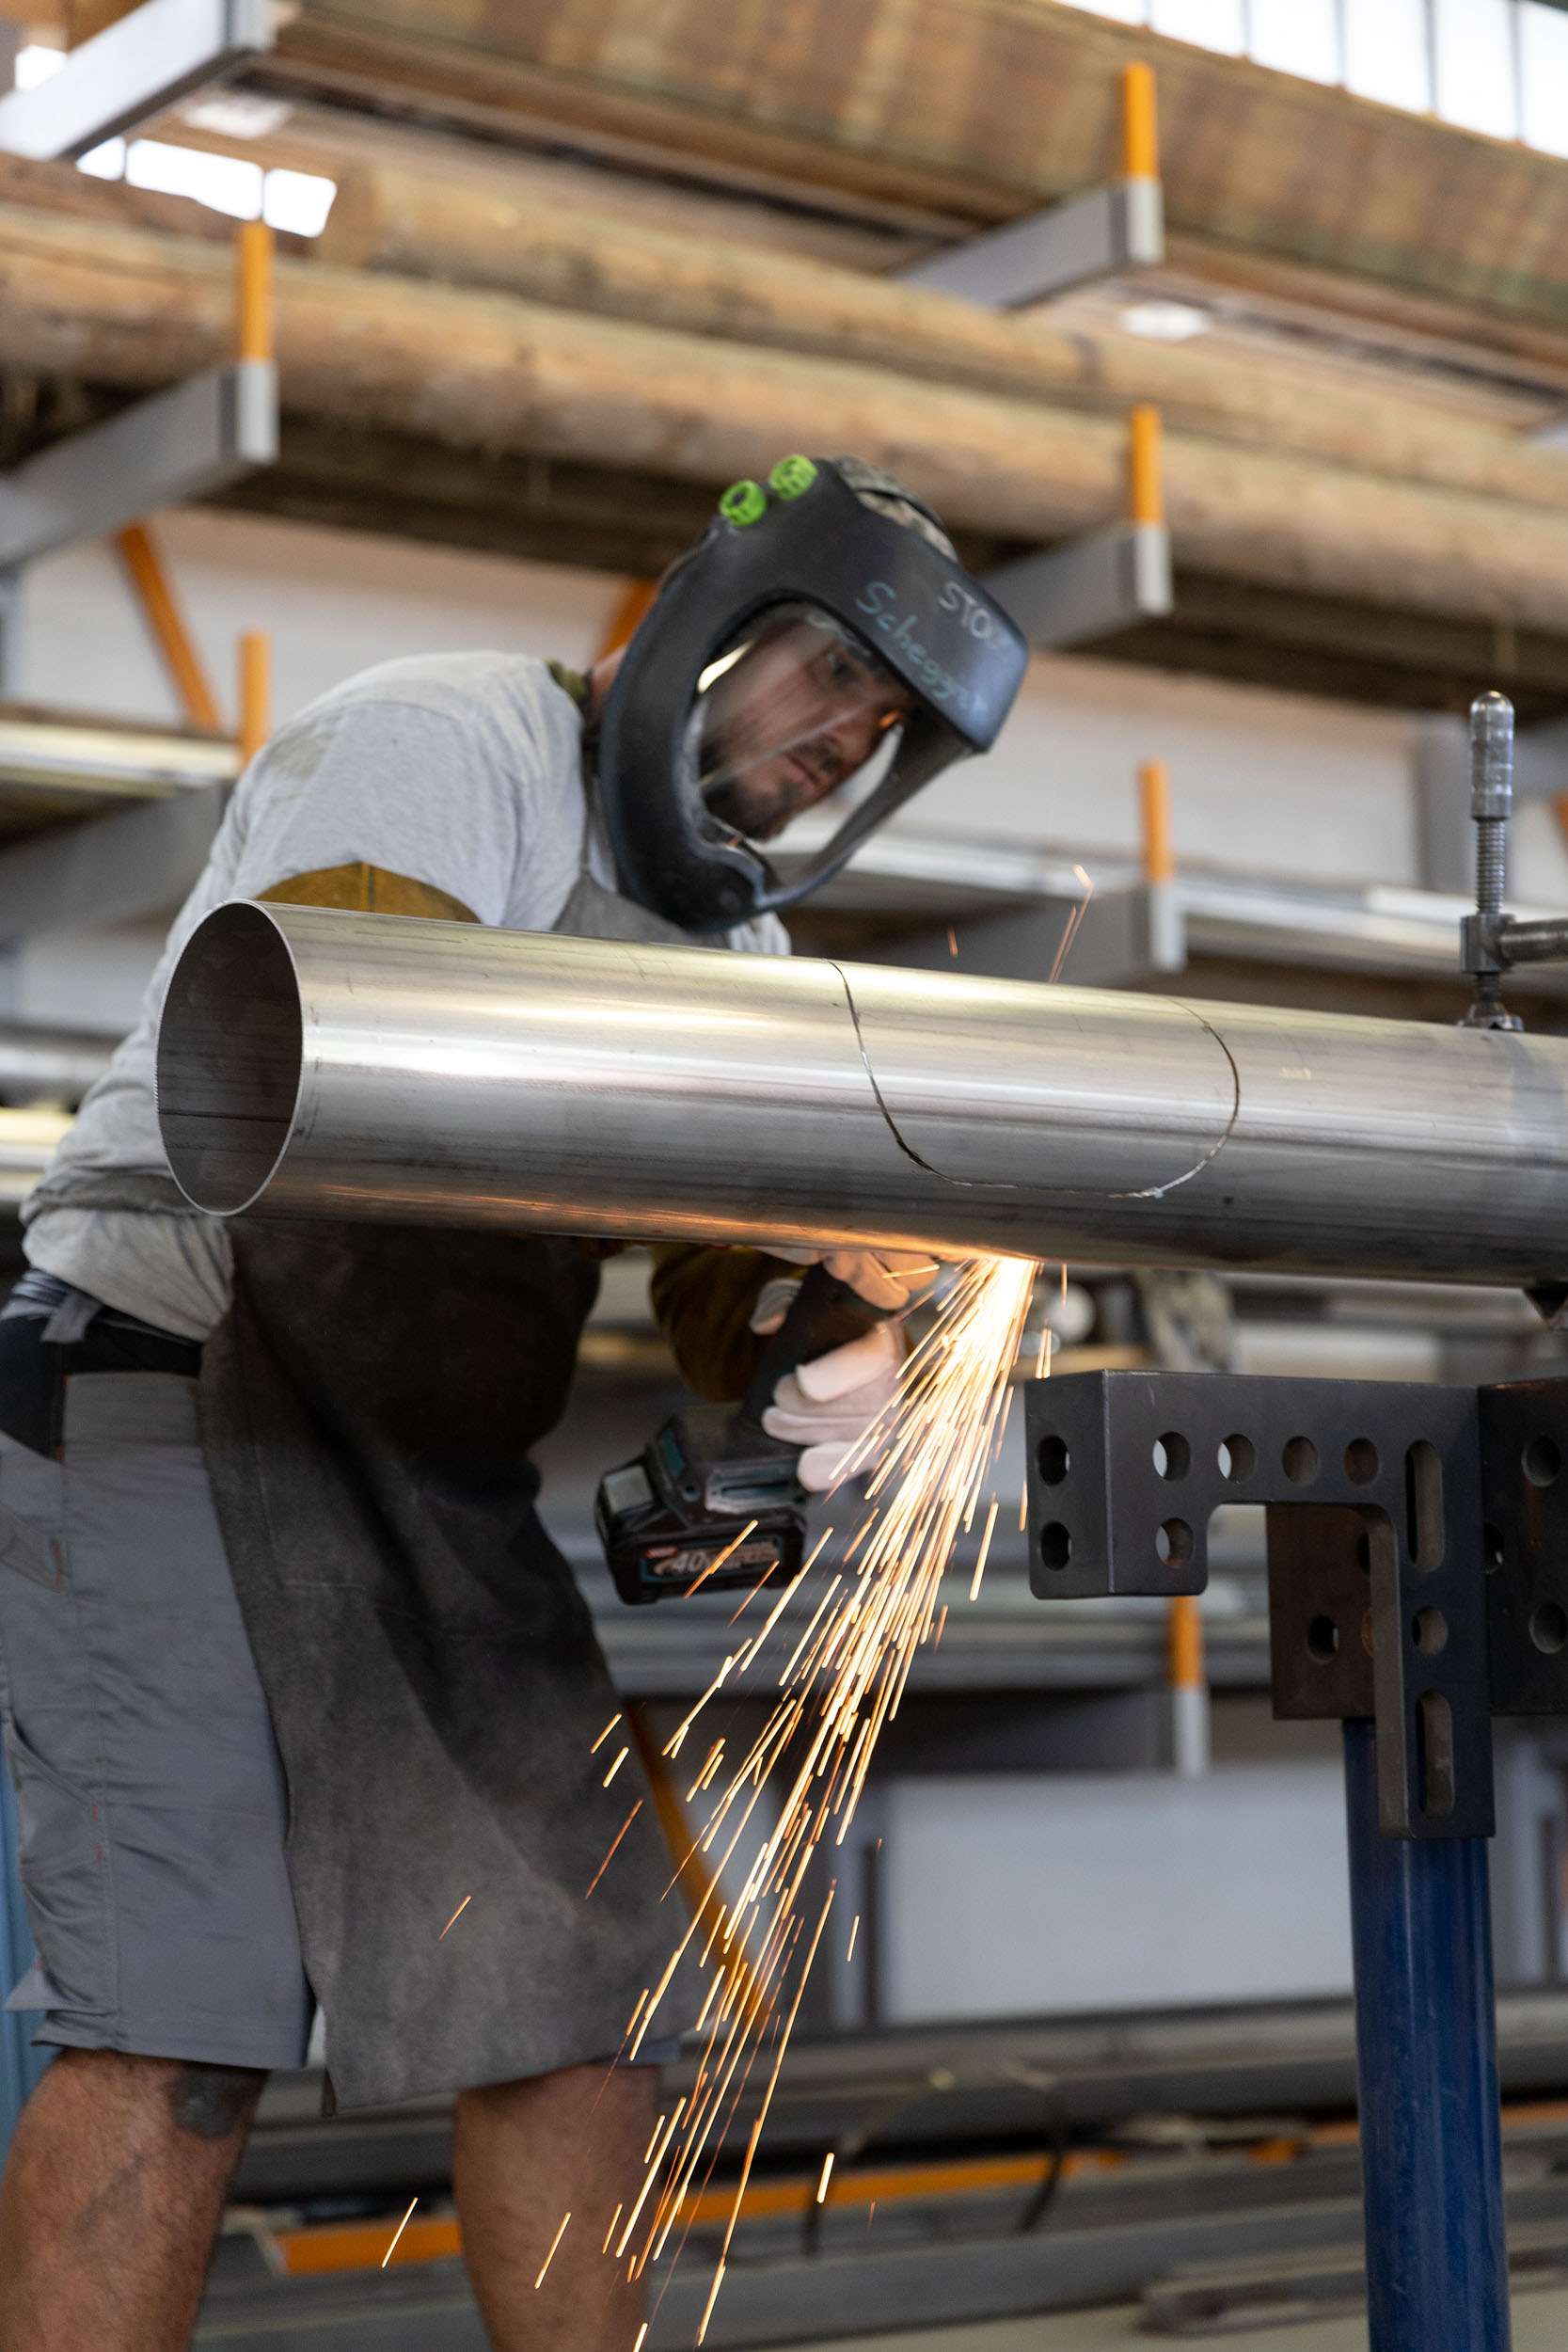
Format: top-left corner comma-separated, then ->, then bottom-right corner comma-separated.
155,901 -> 304,1215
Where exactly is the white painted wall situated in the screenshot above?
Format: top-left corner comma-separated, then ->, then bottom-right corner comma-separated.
17,504 -> 1423,896
14,501 -> 1568,1023
876,1763 -> 1354,2020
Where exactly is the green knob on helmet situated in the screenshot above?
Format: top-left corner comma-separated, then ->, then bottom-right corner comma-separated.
718,479 -> 768,526
768,454 -> 818,501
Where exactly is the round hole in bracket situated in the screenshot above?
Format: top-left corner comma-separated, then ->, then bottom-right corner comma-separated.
1525,1437 -> 1561,1489
1344,1439 -> 1379,1485
1484,1523 -> 1504,1575
1155,1518 -> 1194,1568
1218,1434 -> 1255,1482
1307,1614 -> 1338,1662
1283,1437 -> 1319,1485
1038,1522 -> 1072,1572
1037,1435 -> 1069,1487
1153,1432 -> 1191,1482
1531,1600 -> 1568,1655
1411,1606 -> 1448,1656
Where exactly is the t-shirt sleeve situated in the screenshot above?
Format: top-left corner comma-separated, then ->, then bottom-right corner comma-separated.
229,696 -> 524,927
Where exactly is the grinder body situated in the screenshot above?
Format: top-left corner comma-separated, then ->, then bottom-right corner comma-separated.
596,1268 -> 886,1605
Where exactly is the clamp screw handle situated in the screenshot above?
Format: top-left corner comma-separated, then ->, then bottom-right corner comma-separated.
1462,691 -> 1523,1030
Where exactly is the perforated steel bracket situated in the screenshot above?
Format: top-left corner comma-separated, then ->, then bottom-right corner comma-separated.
1024,1372 -> 1496,1840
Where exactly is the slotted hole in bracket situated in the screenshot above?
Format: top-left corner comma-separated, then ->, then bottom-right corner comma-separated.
1282,1437 -> 1318,1485
1531,1601 -> 1568,1655
1155,1518 -> 1194,1568
1404,1440 -> 1444,1571
1038,1522 -> 1072,1572
1037,1436 -> 1069,1487
1152,1432 -> 1190,1482
1306,1614 -> 1338,1662
1217,1434 -> 1254,1482
1525,1436 -> 1561,1490
1416,1692 -> 1455,1820
1411,1607 -> 1448,1656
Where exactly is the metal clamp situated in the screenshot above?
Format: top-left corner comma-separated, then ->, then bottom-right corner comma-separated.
1459,691 -> 1568,1027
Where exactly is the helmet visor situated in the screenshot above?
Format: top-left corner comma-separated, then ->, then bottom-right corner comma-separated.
695,605 -> 914,846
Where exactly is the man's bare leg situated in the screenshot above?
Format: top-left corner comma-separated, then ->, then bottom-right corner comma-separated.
454,2061 -> 658,2352
0,2048 -> 265,2352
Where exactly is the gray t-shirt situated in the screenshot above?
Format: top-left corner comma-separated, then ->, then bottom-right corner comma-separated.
24,651 -> 787,1338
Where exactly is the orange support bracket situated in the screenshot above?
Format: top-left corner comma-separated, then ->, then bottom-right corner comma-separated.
1121,61 -> 1160,182
236,218 -> 275,365
113,522 -> 223,733
238,629 -> 272,767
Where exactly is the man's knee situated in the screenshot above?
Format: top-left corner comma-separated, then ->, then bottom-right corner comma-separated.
42,2049 -> 267,2143
162,2062 -> 267,2143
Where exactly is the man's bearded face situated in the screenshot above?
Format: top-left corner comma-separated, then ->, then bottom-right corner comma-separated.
699,613 -> 911,842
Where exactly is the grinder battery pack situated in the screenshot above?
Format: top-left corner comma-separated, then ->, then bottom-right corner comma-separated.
596,1266 -> 886,1606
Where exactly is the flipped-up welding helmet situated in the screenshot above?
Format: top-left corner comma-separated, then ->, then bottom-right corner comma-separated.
595,455 -> 1029,932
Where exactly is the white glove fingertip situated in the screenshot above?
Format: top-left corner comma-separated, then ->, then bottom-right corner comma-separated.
793,1322 -> 899,1404
797,1439 -> 855,1493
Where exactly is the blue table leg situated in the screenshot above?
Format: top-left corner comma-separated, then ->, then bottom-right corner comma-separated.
0,1770 -> 48,2166
1343,1719 -> 1511,2351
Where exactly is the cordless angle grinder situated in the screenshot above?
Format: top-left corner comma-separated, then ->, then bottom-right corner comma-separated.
596,1265 -> 890,1607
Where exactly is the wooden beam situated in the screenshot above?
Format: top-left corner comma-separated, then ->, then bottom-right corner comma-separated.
317,158 -> 1568,518
257,0 -> 1568,340
8,201 -> 1568,662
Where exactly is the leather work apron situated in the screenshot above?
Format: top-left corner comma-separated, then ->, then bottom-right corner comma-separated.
199,852 -> 725,2110
27,814 -> 729,2108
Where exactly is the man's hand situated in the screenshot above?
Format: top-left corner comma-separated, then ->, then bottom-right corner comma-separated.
748,1292 -> 907,1494
750,1247 -> 940,1320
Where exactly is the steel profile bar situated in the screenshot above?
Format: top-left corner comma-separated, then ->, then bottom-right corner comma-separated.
0,787 -> 225,944
896,178 -> 1164,309
0,362 -> 277,571
0,0 -> 271,162
156,904 -> 1568,1290
985,520 -> 1173,647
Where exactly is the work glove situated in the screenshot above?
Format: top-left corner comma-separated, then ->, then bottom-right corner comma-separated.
755,1321 -> 904,1495
749,1261 -> 919,1493
752,1246 -> 941,1317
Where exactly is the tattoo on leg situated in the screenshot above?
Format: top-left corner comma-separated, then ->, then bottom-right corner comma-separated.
165,2062 -> 264,2141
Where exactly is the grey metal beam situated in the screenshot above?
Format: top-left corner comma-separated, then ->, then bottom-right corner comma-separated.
0,786 -> 225,944
0,0 -> 270,162
898,177 -> 1164,309
985,520 -> 1173,649
0,363 -> 277,570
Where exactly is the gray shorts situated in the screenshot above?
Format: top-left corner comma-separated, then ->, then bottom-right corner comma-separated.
0,1369 -> 314,2071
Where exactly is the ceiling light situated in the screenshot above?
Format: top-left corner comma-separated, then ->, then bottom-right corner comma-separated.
1119,300 -> 1212,342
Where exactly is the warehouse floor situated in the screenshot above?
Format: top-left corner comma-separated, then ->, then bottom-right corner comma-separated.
782,2294 -> 1568,2352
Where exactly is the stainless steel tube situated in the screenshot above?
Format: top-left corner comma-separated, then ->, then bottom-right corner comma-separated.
155,900 -> 1568,1287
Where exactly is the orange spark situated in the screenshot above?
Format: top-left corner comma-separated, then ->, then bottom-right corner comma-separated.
381,2197 -> 419,2268
970,1498 -> 1000,1602
438,1894 -> 472,1941
604,1745 -> 629,1787
586,1801 -> 643,1898
816,2152 -> 835,2204
534,2210 -> 571,2289
846,1915 -> 860,1964
592,1712 -> 623,1756
684,1518 -> 759,1597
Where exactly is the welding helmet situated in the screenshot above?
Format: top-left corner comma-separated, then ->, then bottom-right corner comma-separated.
595,455 -> 1029,932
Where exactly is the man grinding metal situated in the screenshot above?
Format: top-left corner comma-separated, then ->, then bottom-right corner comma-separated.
0,455 -> 1025,2349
